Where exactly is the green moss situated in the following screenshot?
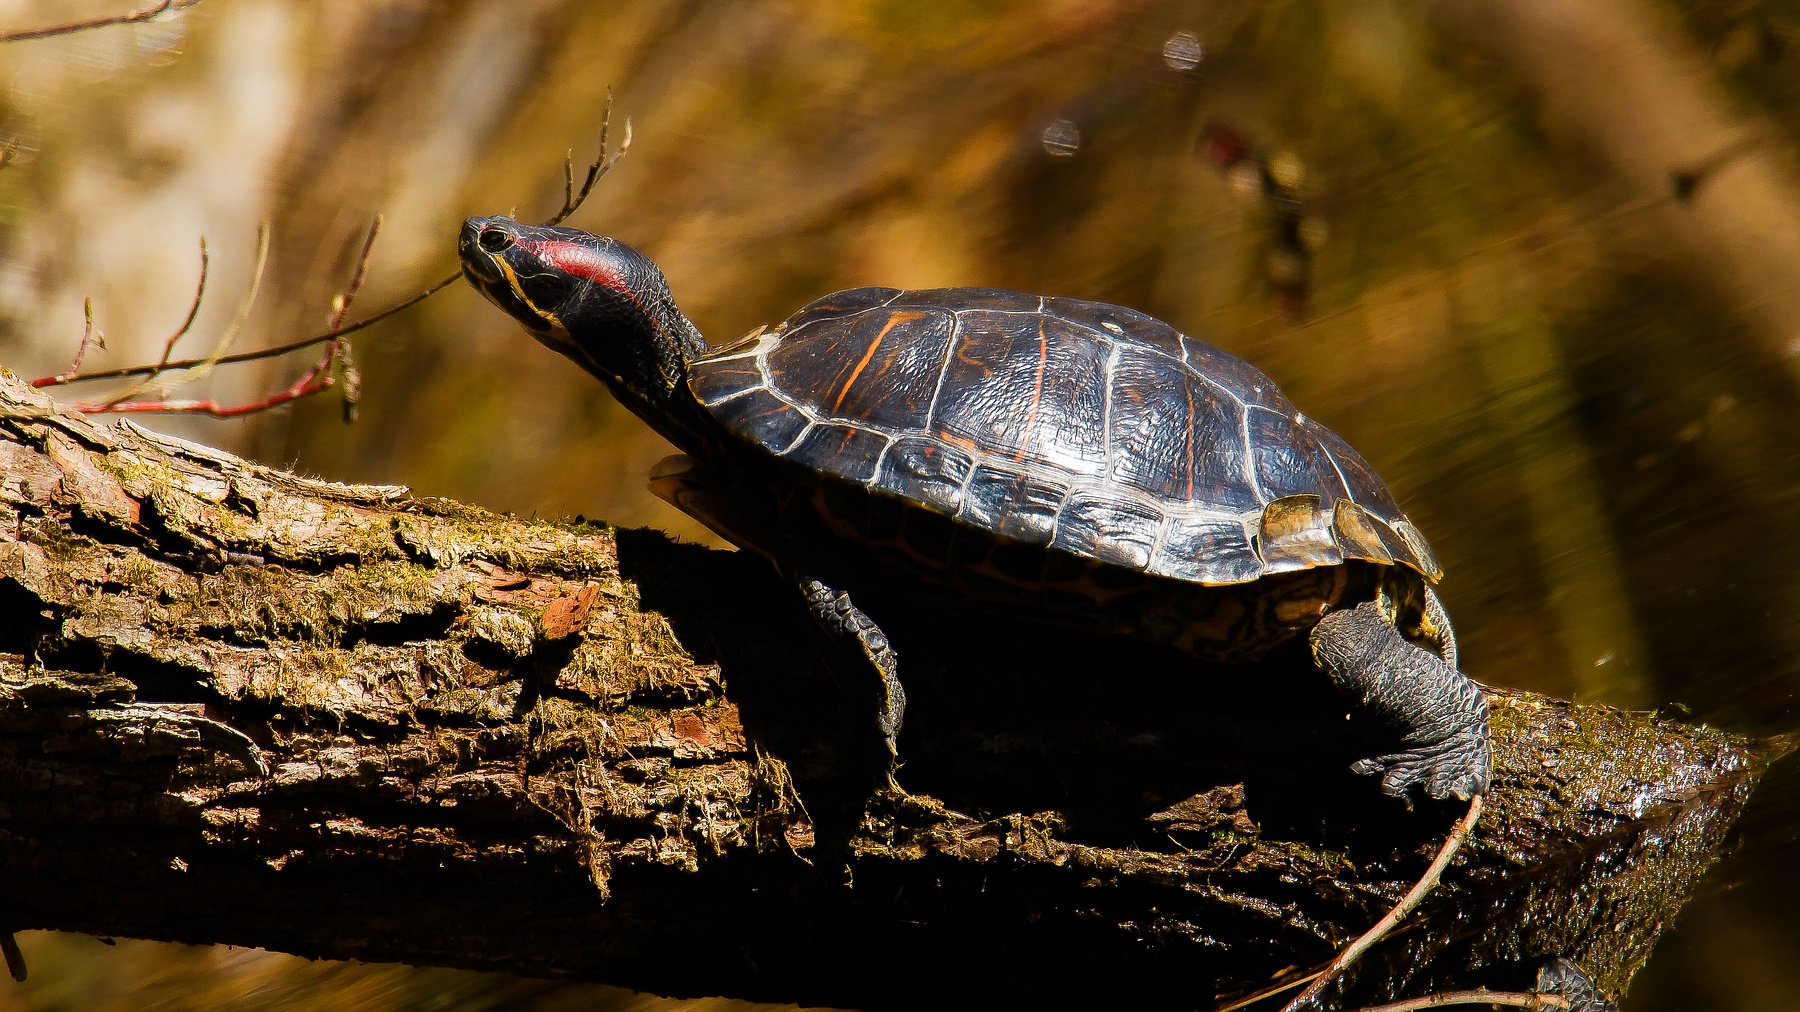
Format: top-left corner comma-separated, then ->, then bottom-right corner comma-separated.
402,497 -> 616,575
30,517 -> 99,564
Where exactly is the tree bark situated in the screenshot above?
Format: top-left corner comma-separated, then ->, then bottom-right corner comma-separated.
0,372 -> 1778,1010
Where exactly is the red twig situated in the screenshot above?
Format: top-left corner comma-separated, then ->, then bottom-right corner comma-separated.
329,216 -> 381,332
97,372 -> 333,417
0,0 -> 199,44
38,299 -> 105,387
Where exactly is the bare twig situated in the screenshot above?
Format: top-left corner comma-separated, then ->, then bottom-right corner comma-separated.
1210,971 -> 1323,1012
328,215 -> 382,333
39,299 -> 105,387
0,0 -> 198,44
32,273 -> 458,388
162,237 -> 211,355
1281,795 -> 1485,1012
81,217 -> 386,419
34,96 -> 629,396
548,86 -> 633,227
71,224 -> 268,413
0,137 -> 22,169
80,237 -> 208,407
1353,989 -> 1569,1011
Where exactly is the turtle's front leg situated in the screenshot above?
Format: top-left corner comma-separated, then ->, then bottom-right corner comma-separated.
1310,600 -> 1490,800
796,574 -> 907,793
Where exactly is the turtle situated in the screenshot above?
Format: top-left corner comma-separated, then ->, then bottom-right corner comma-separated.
458,215 -> 1490,801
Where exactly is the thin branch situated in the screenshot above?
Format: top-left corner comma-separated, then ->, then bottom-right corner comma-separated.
72,224 -> 267,412
82,237 -> 208,407
547,86 -> 632,226
33,97 -> 627,395
32,273 -> 458,387
1281,795 -> 1485,1012
162,237 -> 211,355
1352,990 -> 1569,1011
0,0 -> 199,44
79,217 -> 385,419
1210,971 -> 1323,1012
94,371 -> 330,418
328,215 -> 382,333
0,137 -> 22,169
184,220 -> 272,384
40,299 -> 106,386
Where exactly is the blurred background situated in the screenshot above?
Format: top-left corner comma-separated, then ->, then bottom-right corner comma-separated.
2,0 -> 1799,1008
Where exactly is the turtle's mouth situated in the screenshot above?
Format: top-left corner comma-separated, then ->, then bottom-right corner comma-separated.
471,275 -> 552,334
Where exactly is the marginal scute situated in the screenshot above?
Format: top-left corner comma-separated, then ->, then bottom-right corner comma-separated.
961,465 -> 1066,545
710,389 -> 810,454
1152,516 -> 1262,585
688,353 -> 764,407
1371,515 -> 1419,573
875,437 -> 973,514
646,456 -> 762,553
786,424 -> 889,483
1258,494 -> 1343,573
710,324 -> 767,355
1050,493 -> 1163,571
1393,519 -> 1443,582
1331,500 -> 1394,565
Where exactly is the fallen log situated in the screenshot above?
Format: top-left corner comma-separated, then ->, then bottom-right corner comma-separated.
0,371 -> 1777,1010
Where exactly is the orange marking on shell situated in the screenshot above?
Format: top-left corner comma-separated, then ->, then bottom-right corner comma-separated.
1013,317 -> 1049,464
834,311 -> 922,413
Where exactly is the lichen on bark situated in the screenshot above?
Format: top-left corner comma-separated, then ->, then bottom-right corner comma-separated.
0,372 -> 1780,1010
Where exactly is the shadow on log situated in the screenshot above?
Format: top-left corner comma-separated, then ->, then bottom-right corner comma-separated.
0,372 -> 1781,1010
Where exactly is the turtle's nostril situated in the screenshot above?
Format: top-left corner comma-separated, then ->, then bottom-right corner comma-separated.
480,227 -> 512,253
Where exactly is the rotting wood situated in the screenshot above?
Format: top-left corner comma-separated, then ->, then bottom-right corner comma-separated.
0,370 -> 1780,1010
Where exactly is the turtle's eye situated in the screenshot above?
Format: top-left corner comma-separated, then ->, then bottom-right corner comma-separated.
479,227 -> 513,253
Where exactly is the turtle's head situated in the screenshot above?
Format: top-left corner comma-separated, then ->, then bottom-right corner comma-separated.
460,216 -> 707,428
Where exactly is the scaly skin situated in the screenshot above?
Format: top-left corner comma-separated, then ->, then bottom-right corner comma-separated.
1311,600 -> 1492,800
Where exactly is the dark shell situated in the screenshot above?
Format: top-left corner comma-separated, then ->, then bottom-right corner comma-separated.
688,287 -> 1439,585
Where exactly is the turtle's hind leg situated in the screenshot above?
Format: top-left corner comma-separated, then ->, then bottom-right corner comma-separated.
796,575 -> 908,795
1311,600 -> 1490,800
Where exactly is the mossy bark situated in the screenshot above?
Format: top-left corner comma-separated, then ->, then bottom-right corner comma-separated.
0,372 -> 1777,1011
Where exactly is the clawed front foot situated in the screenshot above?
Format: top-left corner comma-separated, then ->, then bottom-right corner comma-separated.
1352,724 -> 1491,800
1312,600 -> 1492,802
1535,957 -> 1617,1012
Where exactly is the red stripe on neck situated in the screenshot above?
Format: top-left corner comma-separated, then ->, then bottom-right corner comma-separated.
521,239 -> 630,294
